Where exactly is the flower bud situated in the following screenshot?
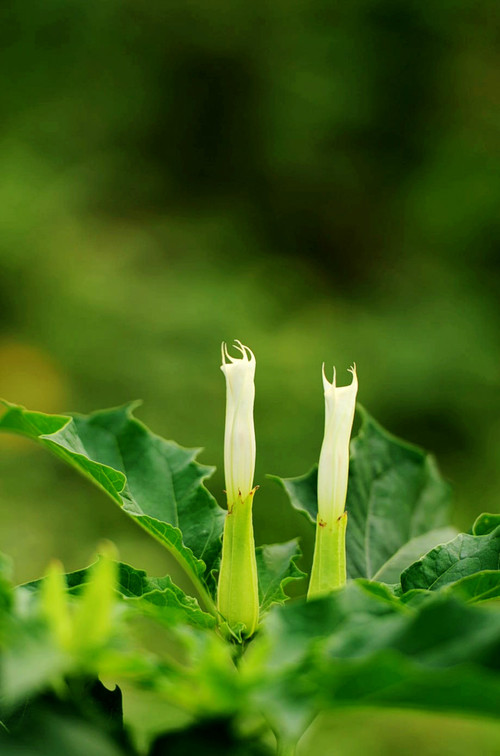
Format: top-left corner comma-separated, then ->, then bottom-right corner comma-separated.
217,341 -> 259,637
308,364 -> 358,598
221,341 -> 256,505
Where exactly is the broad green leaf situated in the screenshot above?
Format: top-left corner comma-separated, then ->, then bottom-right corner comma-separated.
400,524 -> 500,592
0,402 -> 225,604
255,540 -> 305,613
24,560 -> 215,630
272,408 -> 453,582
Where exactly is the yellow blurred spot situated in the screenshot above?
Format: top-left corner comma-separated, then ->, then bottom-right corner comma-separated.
0,340 -> 69,452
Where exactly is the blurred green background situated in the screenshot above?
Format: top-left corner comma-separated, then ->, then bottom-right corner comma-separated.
0,0 -> 499,752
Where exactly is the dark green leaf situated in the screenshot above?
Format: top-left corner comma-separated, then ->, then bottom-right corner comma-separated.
268,468 -> 318,525
368,527 -> 457,584
473,513 -> 500,535
255,540 -> 305,613
0,402 -> 225,603
272,408 -> 453,582
400,525 -> 500,592
346,408 -> 453,580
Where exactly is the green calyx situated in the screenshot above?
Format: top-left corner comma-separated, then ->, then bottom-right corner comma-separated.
308,511 -> 347,599
217,489 -> 259,637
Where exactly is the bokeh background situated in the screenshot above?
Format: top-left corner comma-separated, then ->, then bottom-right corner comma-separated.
1,1 -> 500,753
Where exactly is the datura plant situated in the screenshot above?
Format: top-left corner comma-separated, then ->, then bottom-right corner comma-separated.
1,342 -> 500,756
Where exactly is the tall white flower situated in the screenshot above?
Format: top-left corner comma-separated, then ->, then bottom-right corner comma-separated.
217,341 -> 259,637
221,340 -> 256,506
308,364 -> 358,599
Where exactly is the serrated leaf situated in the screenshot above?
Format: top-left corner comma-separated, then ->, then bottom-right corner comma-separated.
0,402 -> 225,604
24,560 -> 215,630
272,408 -> 453,582
401,524 -> 500,592
255,540 -> 305,613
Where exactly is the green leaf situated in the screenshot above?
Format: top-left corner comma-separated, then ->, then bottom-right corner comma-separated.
0,402 -> 225,604
255,540 -> 305,613
24,560 -> 216,630
443,571 -> 500,604
318,652 -> 500,719
346,408 -> 453,580
473,513 -> 500,535
367,527 -> 457,584
268,468 -> 318,525
401,524 -> 500,592
272,408 -> 453,582
1,690 -> 131,756
247,582 -> 500,743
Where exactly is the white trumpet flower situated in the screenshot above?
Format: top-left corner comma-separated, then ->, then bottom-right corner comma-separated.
217,341 -> 259,637
308,364 -> 358,598
220,341 -> 256,506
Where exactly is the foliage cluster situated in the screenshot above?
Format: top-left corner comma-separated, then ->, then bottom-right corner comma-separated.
1,400 -> 499,754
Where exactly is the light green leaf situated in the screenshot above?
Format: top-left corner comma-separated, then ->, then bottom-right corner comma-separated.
400,524 -> 500,592
0,402 -> 225,606
272,408 -> 453,581
256,540 -> 305,613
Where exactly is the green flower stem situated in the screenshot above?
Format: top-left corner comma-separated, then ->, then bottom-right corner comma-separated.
217,491 -> 259,637
308,511 -> 347,599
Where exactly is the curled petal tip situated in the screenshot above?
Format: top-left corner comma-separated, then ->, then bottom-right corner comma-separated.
221,341 -> 240,365
322,363 -> 336,391
232,340 -> 255,363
